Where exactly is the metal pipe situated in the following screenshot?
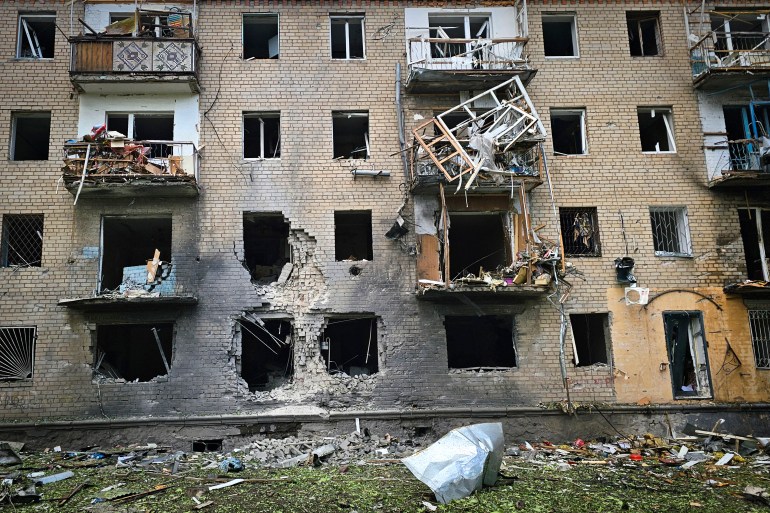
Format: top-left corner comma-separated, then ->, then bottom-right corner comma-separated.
395,63 -> 410,183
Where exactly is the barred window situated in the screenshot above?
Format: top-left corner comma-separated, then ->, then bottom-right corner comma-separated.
749,310 -> 770,369
1,214 -> 44,267
0,327 -> 36,381
560,207 -> 600,256
650,207 -> 691,256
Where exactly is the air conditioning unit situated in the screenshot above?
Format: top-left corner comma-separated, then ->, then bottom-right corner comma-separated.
625,287 -> 650,305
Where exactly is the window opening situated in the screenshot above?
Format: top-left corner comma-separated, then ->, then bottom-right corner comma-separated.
550,109 -> 586,155
627,11 -> 661,56
559,208 -> 600,256
749,310 -> 770,369
448,213 -> 508,280
427,14 -> 490,58
100,217 -> 172,292
650,207 -> 691,256
240,318 -> 293,391
332,111 -> 369,159
663,312 -> 712,399
569,313 -> 609,366
542,14 -> 578,57
243,113 -> 281,158
243,14 -> 279,59
711,12 -> 770,63
106,113 -> 174,159
94,323 -> 173,382
0,327 -> 36,381
445,316 -> 516,369
17,14 -> 55,59
11,112 -> 51,161
722,105 -> 770,171
334,211 -> 372,261
638,107 -> 676,152
320,317 -> 378,376
738,208 -> 770,281
1,214 -> 43,268
243,213 -> 290,282
192,440 -> 223,452
330,15 -> 365,59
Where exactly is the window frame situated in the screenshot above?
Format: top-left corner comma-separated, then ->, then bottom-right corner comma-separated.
749,310 -> 770,370
242,13 -> 280,60
638,107 -> 677,153
568,313 -> 610,367
550,108 -> 587,155
10,111 -> 51,161
649,206 -> 692,257
542,13 -> 579,59
330,14 -> 366,60
16,13 -> 56,60
559,207 -> 601,257
1,214 -> 44,268
0,326 -> 36,382
243,112 -> 281,159
332,111 -> 370,159
626,11 -> 663,57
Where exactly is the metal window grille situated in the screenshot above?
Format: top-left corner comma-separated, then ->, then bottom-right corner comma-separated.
0,327 -> 36,381
650,208 -> 690,256
1,215 -> 44,267
559,208 -> 600,256
749,310 -> 770,369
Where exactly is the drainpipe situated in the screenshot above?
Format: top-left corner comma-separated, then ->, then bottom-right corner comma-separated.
395,63 -> 410,183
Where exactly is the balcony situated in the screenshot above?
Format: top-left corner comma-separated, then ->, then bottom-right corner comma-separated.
706,138 -> 770,188
690,27 -> 770,89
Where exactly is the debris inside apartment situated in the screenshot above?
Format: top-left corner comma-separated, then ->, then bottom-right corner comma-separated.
99,9 -> 193,38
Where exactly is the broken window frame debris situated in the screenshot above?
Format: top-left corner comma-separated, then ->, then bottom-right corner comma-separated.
243,112 -> 281,159
93,323 -> 173,383
444,315 -> 517,370
559,207 -> 600,256
242,212 -> 290,283
427,13 -> 491,59
550,108 -> 587,156
330,14 -> 365,60
542,13 -> 579,58
16,13 -> 56,59
649,206 -> 691,257
334,210 -> 373,262
242,13 -> 280,60
1,214 -> 44,268
662,311 -> 713,399
236,314 -> 294,392
320,316 -> 379,377
568,313 -> 610,367
332,111 -> 370,160
0,327 -> 36,382
748,310 -> 770,369
11,111 -> 51,161
626,11 -> 662,57
638,107 -> 677,153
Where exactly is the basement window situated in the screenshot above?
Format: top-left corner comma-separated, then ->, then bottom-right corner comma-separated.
239,318 -> 293,391
243,112 -> 281,159
0,327 -> 36,382
449,213 -> 509,280
638,107 -> 676,153
569,313 -> 609,367
100,216 -> 172,292
445,316 -> 516,370
738,209 -> 770,281
320,317 -> 378,376
243,14 -> 279,59
330,15 -> 365,59
663,312 -> 712,399
1,214 -> 43,267
559,208 -> 600,256
17,14 -> 55,59
748,310 -> 770,369
243,213 -> 290,282
335,211 -> 373,261
542,14 -> 578,57
332,111 -> 369,159
94,323 -> 173,382
650,207 -> 691,257
550,109 -> 586,155
11,112 -> 51,161
627,11 -> 662,56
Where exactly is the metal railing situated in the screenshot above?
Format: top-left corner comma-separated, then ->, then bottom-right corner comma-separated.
407,37 -> 528,72
70,37 -> 199,76
690,30 -> 770,77
707,139 -> 769,180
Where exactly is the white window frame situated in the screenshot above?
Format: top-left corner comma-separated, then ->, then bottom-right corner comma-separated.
650,206 -> 692,257
243,112 -> 281,160
105,112 -> 175,140
16,14 -> 55,59
330,15 -> 366,60
550,108 -> 587,155
638,107 -> 677,153
749,310 -> 770,369
542,13 -> 579,59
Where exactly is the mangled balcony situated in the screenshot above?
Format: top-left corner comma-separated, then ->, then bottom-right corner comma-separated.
69,10 -> 199,94
410,76 -> 545,193
706,138 -> 770,188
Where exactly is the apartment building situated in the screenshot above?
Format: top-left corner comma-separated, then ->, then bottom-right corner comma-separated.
0,0 -> 768,438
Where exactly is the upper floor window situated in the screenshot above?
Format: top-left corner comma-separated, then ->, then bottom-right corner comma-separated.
627,11 -> 662,56
1,214 -> 44,268
243,14 -> 279,59
638,107 -> 676,153
650,206 -> 691,257
17,13 -> 55,59
559,208 -> 600,256
428,14 -> 490,58
330,15 -> 365,59
243,112 -> 281,159
542,13 -> 578,57
332,111 -> 369,159
550,108 -> 586,155
11,112 -> 50,161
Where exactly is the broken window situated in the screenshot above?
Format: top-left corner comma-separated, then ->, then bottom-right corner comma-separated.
243,213 -> 290,282
638,107 -> 676,153
738,209 -> 770,281
627,11 -> 661,56
711,11 -> 770,62
749,310 -> 770,369
722,104 -> 770,170
107,113 -> 174,159
650,207 -> 691,257
321,317 -> 378,376
243,113 -> 281,159
243,14 -> 279,59
330,15 -> 365,59
663,312 -> 712,399
550,109 -> 586,155
332,111 -> 369,159
334,211 -> 372,261
448,213 -> 509,280
94,323 -> 173,382
569,313 -> 609,367
0,327 -> 36,382
11,112 -> 51,161
559,208 -> 600,256
542,14 -> 578,57
428,14 -> 490,58
100,216 -> 172,292
17,14 -> 55,59
445,316 -> 516,370
1,214 -> 43,267
239,318 -> 293,391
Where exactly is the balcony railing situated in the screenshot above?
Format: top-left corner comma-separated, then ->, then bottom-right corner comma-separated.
706,138 -> 770,185
690,30 -> 770,82
408,38 -> 528,72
